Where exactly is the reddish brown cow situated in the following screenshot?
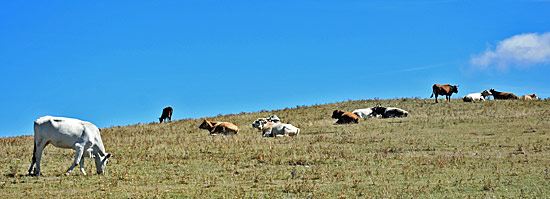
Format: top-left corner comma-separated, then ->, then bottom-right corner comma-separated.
430,84 -> 458,103
331,110 -> 359,124
159,107 -> 173,123
199,119 -> 239,135
490,89 -> 519,100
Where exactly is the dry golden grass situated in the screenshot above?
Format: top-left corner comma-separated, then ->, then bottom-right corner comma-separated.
1,98 -> 550,198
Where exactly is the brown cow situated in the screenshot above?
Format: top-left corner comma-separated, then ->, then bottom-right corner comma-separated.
331,110 -> 359,124
520,94 -> 540,100
159,107 -> 173,123
490,89 -> 519,100
430,84 -> 458,103
199,119 -> 239,135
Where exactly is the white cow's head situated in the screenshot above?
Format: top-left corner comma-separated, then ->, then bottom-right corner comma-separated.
94,153 -> 112,174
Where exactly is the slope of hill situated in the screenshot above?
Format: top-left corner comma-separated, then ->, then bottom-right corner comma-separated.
1,98 -> 550,198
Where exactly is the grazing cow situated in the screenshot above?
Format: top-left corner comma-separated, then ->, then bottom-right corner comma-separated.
520,94 -> 540,100
352,107 -> 378,119
372,104 -> 409,118
252,118 -> 300,137
431,84 -> 458,103
29,116 -> 112,176
199,119 -> 239,135
463,90 -> 492,102
159,106 -> 173,123
490,89 -> 519,100
331,110 -> 359,124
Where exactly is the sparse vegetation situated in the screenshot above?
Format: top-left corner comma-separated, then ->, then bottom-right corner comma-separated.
1,98 -> 550,198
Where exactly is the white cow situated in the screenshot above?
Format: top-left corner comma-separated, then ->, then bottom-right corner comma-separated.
252,118 -> 300,137
352,107 -> 378,119
463,90 -> 492,102
28,116 -> 112,176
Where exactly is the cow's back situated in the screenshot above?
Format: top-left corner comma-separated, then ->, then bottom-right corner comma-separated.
162,107 -> 173,117
341,112 -> 360,123
433,84 -> 450,95
34,116 -> 101,149
463,93 -> 483,102
353,108 -> 374,118
215,122 -> 239,134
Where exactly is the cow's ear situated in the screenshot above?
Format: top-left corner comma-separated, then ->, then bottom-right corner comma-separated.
106,153 -> 112,159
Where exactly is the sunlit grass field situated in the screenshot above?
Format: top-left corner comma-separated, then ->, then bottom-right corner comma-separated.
1,98 -> 550,198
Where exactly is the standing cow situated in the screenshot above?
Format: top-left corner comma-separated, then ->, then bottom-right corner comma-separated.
431,84 -> 458,103
159,106 -> 173,123
490,89 -> 519,100
29,116 -> 113,176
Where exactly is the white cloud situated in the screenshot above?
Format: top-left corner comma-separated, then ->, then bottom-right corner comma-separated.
471,32 -> 550,69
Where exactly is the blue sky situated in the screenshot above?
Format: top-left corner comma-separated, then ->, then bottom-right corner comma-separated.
1,0 -> 549,137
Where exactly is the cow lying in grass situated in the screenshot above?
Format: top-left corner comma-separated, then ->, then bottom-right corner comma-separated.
372,104 -> 409,118
199,119 -> 239,135
352,107 -> 377,119
490,89 -> 519,100
257,115 -> 281,124
332,110 -> 359,124
520,94 -> 540,100
252,118 -> 300,137
29,116 -> 113,176
463,90 -> 492,102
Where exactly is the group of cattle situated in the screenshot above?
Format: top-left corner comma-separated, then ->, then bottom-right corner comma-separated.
196,103 -> 410,136
197,115 -> 300,137
431,84 -> 540,103
27,83 -> 542,177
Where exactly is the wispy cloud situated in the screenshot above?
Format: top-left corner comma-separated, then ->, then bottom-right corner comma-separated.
471,32 -> 550,70
394,63 -> 448,73
374,62 -> 450,76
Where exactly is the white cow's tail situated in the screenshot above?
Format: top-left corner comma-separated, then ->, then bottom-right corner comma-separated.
28,139 -> 37,175
31,142 -> 36,162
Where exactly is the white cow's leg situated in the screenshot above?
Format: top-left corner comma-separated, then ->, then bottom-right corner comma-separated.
28,142 -> 37,175
79,157 -> 87,176
28,158 -> 35,175
282,127 -> 289,136
66,143 -> 85,175
262,128 -> 272,137
33,140 -> 49,176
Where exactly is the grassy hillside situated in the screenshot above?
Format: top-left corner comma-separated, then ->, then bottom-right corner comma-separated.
1,98 -> 550,198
